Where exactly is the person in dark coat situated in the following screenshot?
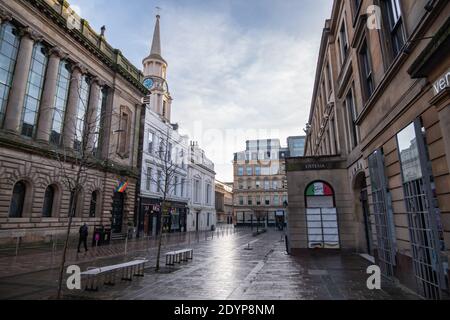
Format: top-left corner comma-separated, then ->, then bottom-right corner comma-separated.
78,223 -> 89,253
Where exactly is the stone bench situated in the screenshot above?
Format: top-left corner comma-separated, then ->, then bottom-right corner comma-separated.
81,258 -> 148,291
165,249 -> 193,266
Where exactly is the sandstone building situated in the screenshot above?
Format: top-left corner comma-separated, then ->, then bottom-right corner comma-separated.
233,139 -> 288,228
0,0 -> 147,244
215,180 -> 233,225
286,0 -> 450,299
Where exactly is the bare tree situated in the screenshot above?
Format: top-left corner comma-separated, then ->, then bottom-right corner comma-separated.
35,76 -> 123,299
144,127 -> 187,271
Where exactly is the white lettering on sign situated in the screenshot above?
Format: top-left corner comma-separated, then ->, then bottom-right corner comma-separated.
433,70 -> 450,96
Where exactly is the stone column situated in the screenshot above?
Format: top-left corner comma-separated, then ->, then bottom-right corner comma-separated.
86,77 -> 101,152
62,64 -> 83,149
36,47 -> 64,142
4,27 -> 39,133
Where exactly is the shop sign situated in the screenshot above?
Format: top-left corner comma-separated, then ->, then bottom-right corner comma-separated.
433,69 -> 450,96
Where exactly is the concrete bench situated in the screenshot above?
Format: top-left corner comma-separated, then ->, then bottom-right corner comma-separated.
165,249 -> 193,266
81,258 -> 148,291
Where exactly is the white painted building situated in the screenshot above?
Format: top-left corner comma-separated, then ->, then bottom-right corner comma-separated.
187,142 -> 217,232
137,14 -> 189,236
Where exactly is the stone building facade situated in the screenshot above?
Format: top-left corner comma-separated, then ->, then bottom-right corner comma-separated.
187,142 -> 216,232
286,0 -> 450,299
233,139 -> 288,228
0,0 -> 147,244
215,180 -> 234,225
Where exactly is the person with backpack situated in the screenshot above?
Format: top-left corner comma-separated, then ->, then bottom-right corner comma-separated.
78,223 -> 89,253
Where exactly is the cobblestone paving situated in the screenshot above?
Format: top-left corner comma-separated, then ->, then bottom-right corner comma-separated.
0,229 -> 420,300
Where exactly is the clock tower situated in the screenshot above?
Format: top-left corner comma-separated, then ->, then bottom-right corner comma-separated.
143,14 -> 172,122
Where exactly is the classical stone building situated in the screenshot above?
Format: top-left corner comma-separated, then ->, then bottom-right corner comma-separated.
286,0 -> 450,299
0,0 -> 147,244
215,180 -> 233,225
187,142 -> 216,232
233,139 -> 288,228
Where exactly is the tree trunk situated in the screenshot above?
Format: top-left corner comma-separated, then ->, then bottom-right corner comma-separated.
155,200 -> 166,271
56,198 -> 76,299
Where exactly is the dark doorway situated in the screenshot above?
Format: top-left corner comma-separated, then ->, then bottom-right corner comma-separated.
111,192 -> 124,233
360,188 -> 372,254
195,211 -> 199,232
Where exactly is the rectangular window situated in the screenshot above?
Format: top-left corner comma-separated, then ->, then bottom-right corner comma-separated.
174,176 -> 178,196
346,90 -> 358,149
359,41 -> 374,101
50,61 -> 71,145
148,131 -> 154,153
255,166 -> 261,176
256,195 -> 261,206
274,195 -> 279,206
237,166 -> 244,176
239,196 -> 244,206
384,0 -> 405,58
146,167 -> 152,191
181,178 -> 185,197
74,76 -> 91,151
256,180 -> 260,189
118,112 -> 129,154
248,197 -> 253,206
21,43 -> 48,138
157,170 -> 162,193
339,22 -> 349,65
264,180 -> 270,190
265,196 -> 270,206
246,166 -> 253,176
93,87 -> 107,157
326,62 -> 332,94
0,23 -> 19,125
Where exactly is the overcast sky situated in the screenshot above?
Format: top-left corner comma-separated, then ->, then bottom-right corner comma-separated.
69,0 -> 333,182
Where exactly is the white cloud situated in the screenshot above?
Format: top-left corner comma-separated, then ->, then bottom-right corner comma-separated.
158,6 -> 318,181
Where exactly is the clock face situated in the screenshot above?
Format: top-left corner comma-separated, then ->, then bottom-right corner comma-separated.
143,78 -> 153,89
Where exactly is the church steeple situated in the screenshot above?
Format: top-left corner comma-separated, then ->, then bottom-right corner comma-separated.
150,15 -> 162,58
142,13 -> 172,122
143,14 -> 168,77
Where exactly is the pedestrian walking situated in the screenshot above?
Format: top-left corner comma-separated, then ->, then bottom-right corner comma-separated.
78,223 -> 89,253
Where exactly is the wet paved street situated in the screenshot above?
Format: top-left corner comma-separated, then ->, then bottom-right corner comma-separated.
0,229 -> 419,300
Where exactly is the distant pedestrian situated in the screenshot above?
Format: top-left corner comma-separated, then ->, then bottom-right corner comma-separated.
78,223 -> 89,253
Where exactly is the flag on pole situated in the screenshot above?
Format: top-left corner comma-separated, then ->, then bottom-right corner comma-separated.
115,181 -> 129,193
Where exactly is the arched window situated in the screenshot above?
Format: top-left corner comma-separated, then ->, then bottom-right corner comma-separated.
89,191 -> 99,217
9,181 -> 27,217
305,181 -> 339,249
42,185 -> 56,217
69,188 -> 83,217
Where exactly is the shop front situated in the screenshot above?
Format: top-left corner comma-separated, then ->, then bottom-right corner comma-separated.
139,197 -> 187,236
